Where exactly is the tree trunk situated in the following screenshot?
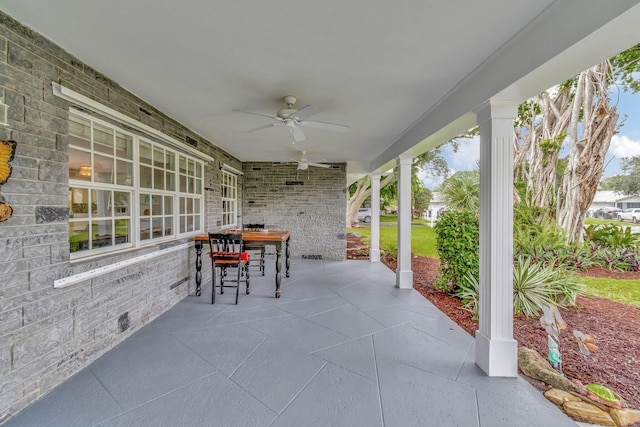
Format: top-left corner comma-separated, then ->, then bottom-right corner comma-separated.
556,61 -> 618,243
346,174 -> 395,227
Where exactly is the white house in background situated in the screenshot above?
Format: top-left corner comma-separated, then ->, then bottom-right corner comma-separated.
589,190 -> 640,214
425,192 -> 447,222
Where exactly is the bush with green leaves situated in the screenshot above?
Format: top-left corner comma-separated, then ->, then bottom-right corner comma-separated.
513,203 -> 566,256
455,256 -> 583,319
434,210 -> 479,291
583,223 -> 640,248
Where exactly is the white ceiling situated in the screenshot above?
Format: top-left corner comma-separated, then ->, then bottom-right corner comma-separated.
1,1 -> 639,181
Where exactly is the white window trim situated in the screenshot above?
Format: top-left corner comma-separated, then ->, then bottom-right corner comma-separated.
221,169 -> 238,229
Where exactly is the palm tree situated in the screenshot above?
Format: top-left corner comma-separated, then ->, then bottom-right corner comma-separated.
441,170 -> 479,212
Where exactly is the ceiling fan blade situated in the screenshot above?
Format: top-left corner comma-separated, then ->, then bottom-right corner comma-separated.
233,109 -> 278,120
291,105 -> 319,121
299,120 -> 349,132
242,123 -> 279,133
308,162 -> 331,168
287,125 -> 306,142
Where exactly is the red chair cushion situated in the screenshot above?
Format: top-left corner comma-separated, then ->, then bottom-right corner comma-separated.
210,251 -> 250,262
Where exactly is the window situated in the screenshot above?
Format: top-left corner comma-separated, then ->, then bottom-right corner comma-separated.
221,170 -> 237,227
68,111 -> 204,258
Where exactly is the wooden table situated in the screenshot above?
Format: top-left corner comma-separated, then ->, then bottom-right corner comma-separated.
194,230 -> 291,298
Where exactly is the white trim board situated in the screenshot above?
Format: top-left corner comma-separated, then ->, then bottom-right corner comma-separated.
54,243 -> 191,288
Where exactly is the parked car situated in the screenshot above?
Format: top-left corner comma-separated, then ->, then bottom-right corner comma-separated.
358,208 -> 372,223
617,208 -> 640,223
593,207 -> 622,219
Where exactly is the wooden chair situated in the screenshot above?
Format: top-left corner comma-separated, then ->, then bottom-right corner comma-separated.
243,223 -> 266,276
208,233 -> 250,304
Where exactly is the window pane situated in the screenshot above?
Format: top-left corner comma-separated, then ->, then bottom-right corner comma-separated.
188,176 -> 195,193
165,152 -> 175,170
193,214 -> 200,231
186,215 -> 194,232
180,175 -> 187,192
186,198 -> 193,214
166,172 -> 175,191
154,168 -> 164,190
94,219 -> 113,249
179,156 -> 187,175
116,159 -> 133,186
194,199 -> 201,214
180,216 -> 186,233
140,194 -> 150,216
164,196 -> 173,215
195,178 -> 201,193
140,165 -> 152,188
69,221 -> 92,253
153,146 -> 164,168
69,116 -> 91,149
93,124 -> 114,155
164,217 -> 173,236
140,141 -> 152,165
114,191 -> 130,217
115,219 -> 130,245
196,163 -> 202,178
93,154 -> 114,184
70,187 -> 89,218
93,190 -> 112,218
152,218 -> 163,238
69,147 -> 92,181
116,132 -> 133,160
151,195 -> 162,216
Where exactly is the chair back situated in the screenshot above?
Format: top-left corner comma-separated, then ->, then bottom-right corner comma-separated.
208,233 -> 243,262
244,223 -> 265,231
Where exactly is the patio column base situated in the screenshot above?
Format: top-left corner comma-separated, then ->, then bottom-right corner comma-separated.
370,248 -> 380,263
475,331 -> 518,377
395,269 -> 413,289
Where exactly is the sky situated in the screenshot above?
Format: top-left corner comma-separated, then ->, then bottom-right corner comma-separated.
421,88 -> 640,190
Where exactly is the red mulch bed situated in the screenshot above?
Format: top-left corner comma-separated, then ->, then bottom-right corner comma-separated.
347,234 -> 640,410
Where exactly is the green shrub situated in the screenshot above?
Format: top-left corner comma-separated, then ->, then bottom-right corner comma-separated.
513,256 -> 582,317
434,210 -> 479,291
513,203 -> 566,256
454,257 -> 582,319
583,223 -> 640,248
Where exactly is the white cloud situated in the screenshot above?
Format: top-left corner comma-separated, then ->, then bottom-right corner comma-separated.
444,137 -> 480,171
609,134 -> 640,158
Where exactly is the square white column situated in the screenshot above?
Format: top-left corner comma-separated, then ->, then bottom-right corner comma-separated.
475,100 -> 518,377
370,173 -> 381,263
396,156 -> 413,288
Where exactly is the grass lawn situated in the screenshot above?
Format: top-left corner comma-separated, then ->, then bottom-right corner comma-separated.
349,224 -> 640,306
379,214 -> 430,224
348,225 -> 439,258
584,218 -> 631,227
578,276 -> 640,307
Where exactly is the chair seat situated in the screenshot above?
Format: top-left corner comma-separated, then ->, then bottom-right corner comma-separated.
210,251 -> 250,262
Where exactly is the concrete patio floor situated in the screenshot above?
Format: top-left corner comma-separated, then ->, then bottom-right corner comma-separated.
3,259 -> 578,427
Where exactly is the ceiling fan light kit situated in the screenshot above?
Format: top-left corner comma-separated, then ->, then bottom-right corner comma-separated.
234,95 -> 349,143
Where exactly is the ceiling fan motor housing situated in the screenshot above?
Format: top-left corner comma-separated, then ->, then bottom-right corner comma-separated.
277,108 -> 297,119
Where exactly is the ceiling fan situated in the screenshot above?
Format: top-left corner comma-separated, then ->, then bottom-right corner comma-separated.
292,151 -> 331,170
234,95 -> 349,143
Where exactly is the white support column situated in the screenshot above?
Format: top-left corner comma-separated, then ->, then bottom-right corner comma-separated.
396,156 -> 413,288
370,173 -> 381,263
475,99 -> 518,377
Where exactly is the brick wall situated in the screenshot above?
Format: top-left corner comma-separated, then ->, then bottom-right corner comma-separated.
0,11 -> 242,418
242,162 -> 347,260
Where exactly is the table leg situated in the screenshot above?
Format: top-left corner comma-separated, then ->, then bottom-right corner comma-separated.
195,240 -> 203,296
285,237 -> 290,278
275,242 -> 282,298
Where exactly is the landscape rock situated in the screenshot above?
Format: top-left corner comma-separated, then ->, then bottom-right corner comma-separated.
563,401 -> 615,426
518,347 -> 578,393
544,388 -> 581,405
609,408 -> 640,427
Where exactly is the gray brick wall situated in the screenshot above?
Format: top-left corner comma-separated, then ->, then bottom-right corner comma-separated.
242,162 -> 347,260
0,11 -> 239,419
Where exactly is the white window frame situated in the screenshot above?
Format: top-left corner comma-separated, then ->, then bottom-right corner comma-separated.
68,110 -> 205,260
221,170 -> 238,228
